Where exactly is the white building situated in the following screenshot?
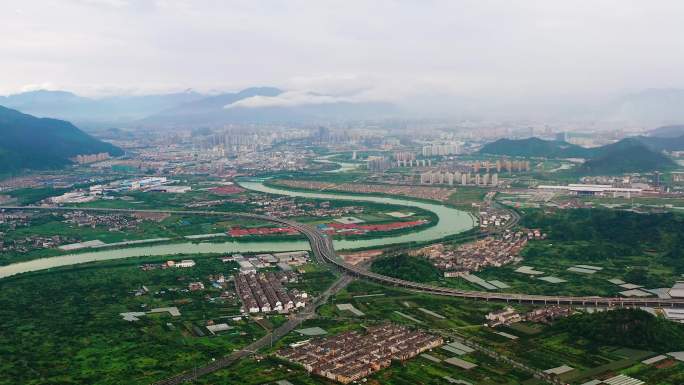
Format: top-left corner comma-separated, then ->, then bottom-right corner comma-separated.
537,184 -> 642,198
175,259 -> 196,268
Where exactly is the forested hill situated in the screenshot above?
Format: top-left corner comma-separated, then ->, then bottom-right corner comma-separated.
371,254 -> 442,283
479,138 -> 592,158
0,105 -> 123,173
552,309 -> 684,351
479,137 -> 676,174
578,138 -> 676,175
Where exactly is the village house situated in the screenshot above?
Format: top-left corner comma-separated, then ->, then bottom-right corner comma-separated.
485,307 -> 522,327
276,324 -> 443,384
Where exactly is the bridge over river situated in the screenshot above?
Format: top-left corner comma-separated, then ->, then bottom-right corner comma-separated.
1,204 -> 682,309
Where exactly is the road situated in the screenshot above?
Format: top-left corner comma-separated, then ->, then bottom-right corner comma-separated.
153,274 -> 354,385
1,204 -> 682,308
4,203 -> 682,384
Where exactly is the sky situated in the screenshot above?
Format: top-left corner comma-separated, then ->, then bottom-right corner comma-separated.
1,0 -> 684,112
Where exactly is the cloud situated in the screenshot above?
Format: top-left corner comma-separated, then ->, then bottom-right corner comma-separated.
224,91 -> 362,109
20,82 -> 58,92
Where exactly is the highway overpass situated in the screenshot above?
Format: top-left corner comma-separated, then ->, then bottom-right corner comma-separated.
2,205 -> 683,308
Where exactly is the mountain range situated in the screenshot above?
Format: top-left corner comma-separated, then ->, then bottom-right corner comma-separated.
0,90 -> 205,127
480,137 -> 677,175
4,87 -> 684,128
0,88 -> 398,129
0,105 -> 122,174
648,124 -> 684,138
478,137 -> 592,158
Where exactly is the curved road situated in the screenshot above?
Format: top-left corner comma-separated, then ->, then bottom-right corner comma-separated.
268,213 -> 684,309
3,204 -> 682,384
1,205 -> 682,309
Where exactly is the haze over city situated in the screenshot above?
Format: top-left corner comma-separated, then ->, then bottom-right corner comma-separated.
2,2 -> 684,385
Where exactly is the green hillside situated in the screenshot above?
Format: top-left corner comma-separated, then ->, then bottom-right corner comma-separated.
480,136 -> 677,174
649,124 -> 684,138
551,308 -> 684,351
0,105 -> 123,173
371,254 -> 442,283
636,134 -> 684,152
579,138 -> 676,175
479,137 -> 591,158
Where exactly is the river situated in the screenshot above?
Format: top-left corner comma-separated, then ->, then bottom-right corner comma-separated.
0,181 -> 474,278
315,156 -> 361,173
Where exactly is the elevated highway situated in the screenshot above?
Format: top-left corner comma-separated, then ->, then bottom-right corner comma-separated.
2,205 -> 683,308
264,215 -> 684,309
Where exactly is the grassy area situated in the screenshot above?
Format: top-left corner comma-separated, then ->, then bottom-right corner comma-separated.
2,254 -> 682,384
447,186 -> 488,209
620,360 -> 684,385
0,255 -> 335,385
6,187 -> 69,204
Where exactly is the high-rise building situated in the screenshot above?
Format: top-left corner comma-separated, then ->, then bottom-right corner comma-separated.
556,132 -> 568,142
394,151 -> 416,162
367,156 -> 391,172
317,126 -> 331,143
421,143 -> 461,157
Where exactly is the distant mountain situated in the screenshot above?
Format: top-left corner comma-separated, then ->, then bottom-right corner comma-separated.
578,138 -> 676,175
159,87 -> 283,115
606,88 -> 684,124
140,87 -> 399,127
648,124 -> 684,138
0,89 -> 205,126
140,87 -> 283,125
0,105 -> 123,174
479,137 -> 592,158
1,87 -> 400,128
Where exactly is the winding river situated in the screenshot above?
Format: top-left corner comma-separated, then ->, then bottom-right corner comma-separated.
313,154 -> 362,173
0,181 -> 474,278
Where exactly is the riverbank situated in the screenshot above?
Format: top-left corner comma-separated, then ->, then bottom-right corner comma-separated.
0,180 -> 474,279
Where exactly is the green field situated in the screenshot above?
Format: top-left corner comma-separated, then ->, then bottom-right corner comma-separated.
0,254 -> 336,385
